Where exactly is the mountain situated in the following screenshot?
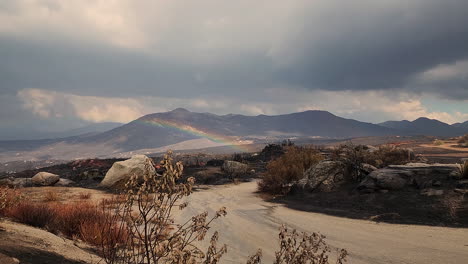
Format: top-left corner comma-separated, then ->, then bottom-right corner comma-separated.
0,109 -> 396,161
379,117 -> 467,136
2,109 -> 466,162
452,121 -> 468,130
79,108 -> 396,152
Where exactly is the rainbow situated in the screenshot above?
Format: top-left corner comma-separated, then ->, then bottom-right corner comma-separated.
138,118 -> 253,152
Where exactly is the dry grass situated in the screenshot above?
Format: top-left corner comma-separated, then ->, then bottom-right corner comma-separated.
258,146 -> 323,194
78,192 -> 92,200
43,190 -> 60,202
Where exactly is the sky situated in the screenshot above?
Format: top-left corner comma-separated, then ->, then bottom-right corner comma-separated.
1,0 -> 468,139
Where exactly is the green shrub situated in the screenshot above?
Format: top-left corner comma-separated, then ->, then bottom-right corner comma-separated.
258,146 -> 323,194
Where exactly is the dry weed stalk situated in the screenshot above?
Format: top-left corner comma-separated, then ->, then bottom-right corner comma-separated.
246,225 -> 347,264
100,150 -> 227,264
457,161 -> 468,179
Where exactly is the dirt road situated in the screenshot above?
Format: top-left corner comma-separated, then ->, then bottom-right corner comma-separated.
182,181 -> 468,264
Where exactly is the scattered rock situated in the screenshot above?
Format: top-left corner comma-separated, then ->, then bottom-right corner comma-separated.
432,180 -> 442,187
100,155 -> 155,188
361,163 -> 378,174
31,172 -> 60,186
369,213 -> 400,222
54,178 -> 76,187
420,188 -> 444,196
449,171 -> 461,179
221,161 -> 248,178
367,169 -> 412,190
0,177 -> 33,188
454,188 -> 468,194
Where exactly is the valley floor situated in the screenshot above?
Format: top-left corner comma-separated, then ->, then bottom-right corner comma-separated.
184,181 -> 468,264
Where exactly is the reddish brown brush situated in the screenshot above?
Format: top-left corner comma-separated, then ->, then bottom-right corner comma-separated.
5,202 -> 56,228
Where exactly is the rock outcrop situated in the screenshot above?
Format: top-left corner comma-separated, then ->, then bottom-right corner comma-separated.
31,172 -> 60,186
292,160 -> 345,193
358,163 -> 459,192
54,178 -> 76,187
100,155 -> 155,188
0,177 -> 33,188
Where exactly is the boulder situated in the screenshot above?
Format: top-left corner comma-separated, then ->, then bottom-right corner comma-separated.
221,161 -> 248,178
361,163 -> 378,174
293,160 -> 344,193
31,172 -> 60,186
100,155 -> 155,188
358,163 -> 459,192
420,188 -> 444,197
54,178 -> 76,187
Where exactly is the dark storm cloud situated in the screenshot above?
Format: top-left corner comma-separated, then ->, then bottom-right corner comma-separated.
1,0 -> 468,99
1,0 -> 468,138
271,0 -> 468,98
0,36 -> 274,98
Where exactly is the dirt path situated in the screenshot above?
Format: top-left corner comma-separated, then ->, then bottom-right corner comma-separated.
420,143 -> 468,153
183,181 -> 468,264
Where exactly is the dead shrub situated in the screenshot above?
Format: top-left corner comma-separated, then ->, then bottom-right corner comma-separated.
43,190 -> 60,202
0,187 -> 22,215
330,143 -> 411,182
457,161 -> 468,179
51,201 -> 104,237
5,202 -> 56,228
258,146 -> 323,194
99,150 -> 229,264
373,145 -> 412,167
78,202 -> 128,250
442,194 -> 464,220
247,225 -> 347,264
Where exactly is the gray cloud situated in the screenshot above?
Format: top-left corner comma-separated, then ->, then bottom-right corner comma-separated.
0,0 -> 467,138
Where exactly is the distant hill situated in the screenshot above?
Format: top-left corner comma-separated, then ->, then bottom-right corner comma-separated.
1,109 -> 467,161
379,117 -> 467,136
452,121 -> 468,131
79,108 -> 396,152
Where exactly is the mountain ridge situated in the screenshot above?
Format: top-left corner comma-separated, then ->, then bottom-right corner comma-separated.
0,109 -> 467,162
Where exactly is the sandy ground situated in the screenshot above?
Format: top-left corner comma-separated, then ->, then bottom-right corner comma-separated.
182,181 -> 468,264
3,182 -> 468,263
420,143 -> 468,153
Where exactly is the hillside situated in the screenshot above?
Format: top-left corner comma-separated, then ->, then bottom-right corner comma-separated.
379,117 -> 467,136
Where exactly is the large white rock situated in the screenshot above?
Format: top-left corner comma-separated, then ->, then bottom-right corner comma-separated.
31,172 -> 60,186
100,155 -> 156,188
